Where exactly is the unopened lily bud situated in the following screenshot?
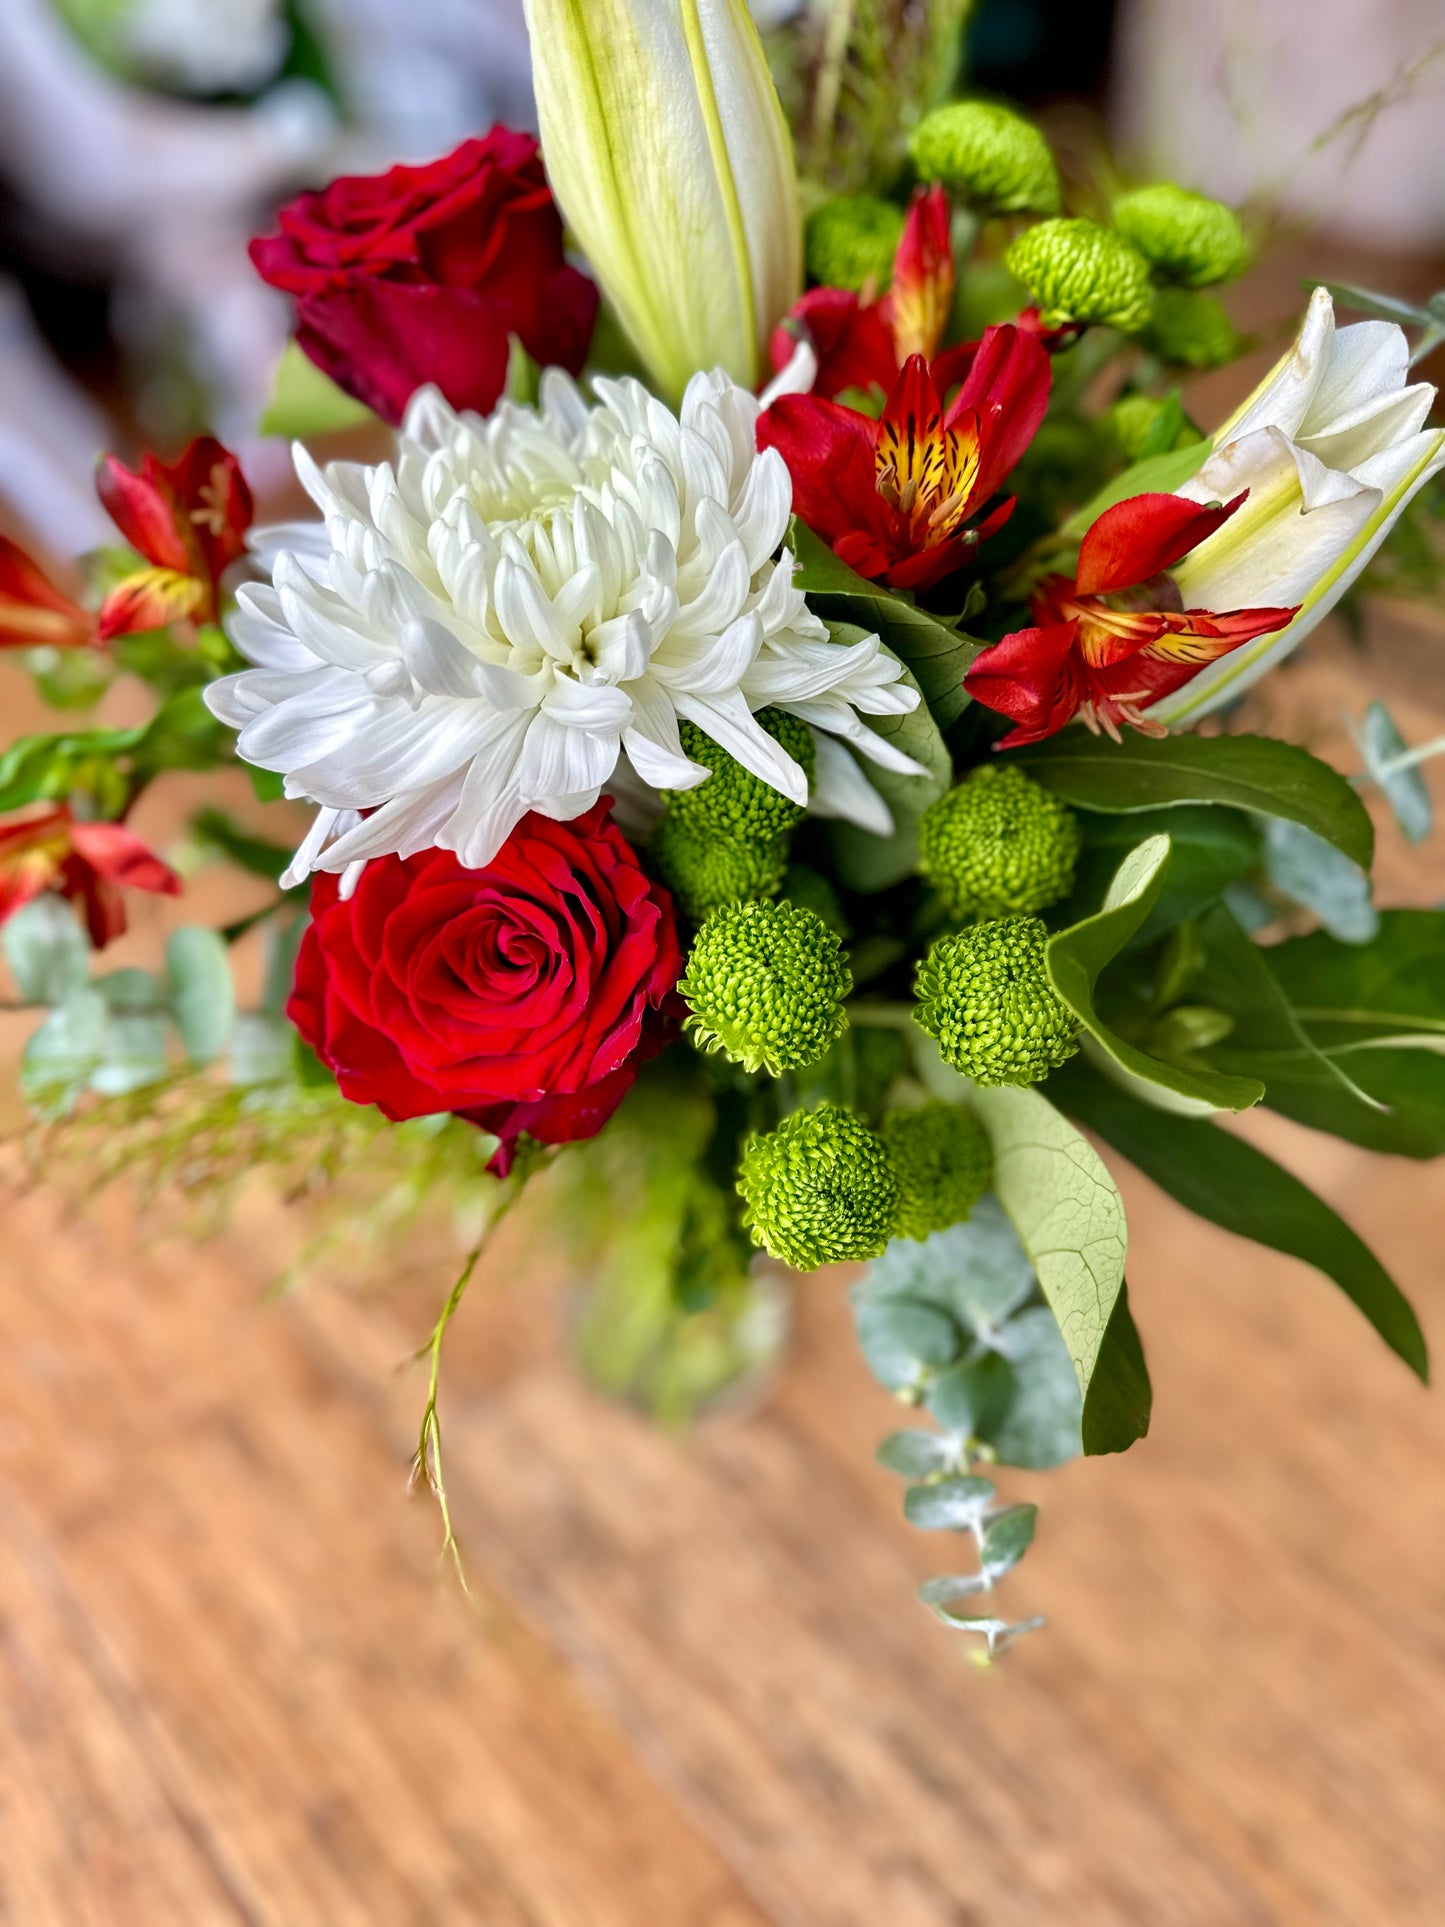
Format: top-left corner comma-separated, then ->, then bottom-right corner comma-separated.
523,0 -> 803,399
1114,184 -> 1250,288
1006,219 -> 1154,334
806,195 -> 905,292
908,101 -> 1061,217
1142,288 -> 1240,369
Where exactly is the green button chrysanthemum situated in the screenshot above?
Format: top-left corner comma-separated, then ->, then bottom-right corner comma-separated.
908,102 -> 1061,216
1005,218 -> 1155,334
881,1103 -> 993,1242
680,899 -> 852,1075
664,708 -> 815,841
919,766 -> 1080,920
914,916 -> 1079,1088
651,814 -> 787,923
1113,184 -> 1250,288
805,195 -> 906,292
739,1103 -> 900,1271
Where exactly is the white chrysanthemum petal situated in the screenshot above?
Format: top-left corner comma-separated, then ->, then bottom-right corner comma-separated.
213,376 -> 912,879
808,730 -> 895,836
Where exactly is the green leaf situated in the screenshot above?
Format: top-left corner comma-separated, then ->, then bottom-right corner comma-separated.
1060,440 -> 1212,538
189,806 -> 297,884
1262,820 -> 1378,944
876,1430 -> 962,1479
3,896 -> 90,1005
1080,1286 -> 1152,1457
987,1307 -> 1083,1469
1189,908 -> 1445,1156
1047,834 -> 1265,1115
91,1011 -> 169,1096
248,766 -> 287,804
166,928 -> 236,1066
855,1299 -> 960,1392
866,1198 -> 1036,1330
229,1013 -> 296,1089
260,340 -> 377,439
825,622 -> 951,891
904,1475 -> 996,1531
1010,732 -> 1374,870
1056,1057 -> 1429,1380
980,1504 -> 1038,1581
787,519 -> 984,728
1069,805 -> 1261,947
918,1572 -> 992,1609
968,1082 -> 1148,1454
95,967 -> 167,1013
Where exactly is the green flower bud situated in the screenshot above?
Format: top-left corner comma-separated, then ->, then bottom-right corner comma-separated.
651,814 -> 786,924
805,195 -> 905,293
665,708 -> 815,841
739,1103 -> 900,1270
914,916 -> 1079,1088
909,102 -> 1061,216
1140,287 -> 1241,370
680,899 -> 853,1075
1005,219 -> 1155,334
1113,184 -> 1250,288
881,1102 -> 992,1241
1104,392 -> 1204,462
919,766 -> 1080,919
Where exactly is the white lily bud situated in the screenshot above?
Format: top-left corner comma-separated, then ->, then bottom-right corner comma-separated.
521,0 -> 803,401
1155,287 -> 1445,724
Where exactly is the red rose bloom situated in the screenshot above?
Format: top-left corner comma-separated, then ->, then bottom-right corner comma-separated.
288,803 -> 682,1174
251,131 -> 600,426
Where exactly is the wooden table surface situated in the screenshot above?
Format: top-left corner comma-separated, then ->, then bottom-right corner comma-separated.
1,252 -> 1444,1920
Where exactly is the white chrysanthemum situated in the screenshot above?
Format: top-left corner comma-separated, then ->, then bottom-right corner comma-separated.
209,369 -> 921,884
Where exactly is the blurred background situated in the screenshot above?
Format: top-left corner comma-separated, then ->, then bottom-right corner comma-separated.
0,4 -> 1442,1922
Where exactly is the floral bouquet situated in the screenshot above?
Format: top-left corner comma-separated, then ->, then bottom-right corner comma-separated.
3,0 -> 1442,1656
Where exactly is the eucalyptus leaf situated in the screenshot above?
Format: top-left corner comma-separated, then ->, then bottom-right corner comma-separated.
3,896 -> 90,1005
918,1572 -> 992,1609
787,519 -> 984,727
922,1612 -> 1047,1652
1010,733 -> 1374,870
904,1475 -> 996,1531
865,1197 -> 1036,1330
22,985 -> 108,1117
91,1012 -> 169,1096
229,1013 -> 296,1088
969,1082 -> 1149,1455
1056,1057 -> 1428,1380
876,1430 -> 962,1479
1356,702 -> 1432,844
980,1504 -> 1038,1581
95,967 -> 167,1013
1262,819 -> 1378,944
826,622 -> 951,891
986,1307 -> 1084,1468
166,928 -> 236,1066
927,1352 -> 1016,1438
1047,833 -> 1265,1115
855,1299 -> 960,1392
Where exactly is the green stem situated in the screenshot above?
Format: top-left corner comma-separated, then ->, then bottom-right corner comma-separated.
848,1000 -> 917,1032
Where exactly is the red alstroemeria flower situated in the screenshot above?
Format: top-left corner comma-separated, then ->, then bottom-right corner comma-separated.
96,438 -> 253,642
0,536 -> 96,650
771,186 -> 954,405
0,804 -> 181,948
760,327 -> 1051,592
964,492 -> 1301,748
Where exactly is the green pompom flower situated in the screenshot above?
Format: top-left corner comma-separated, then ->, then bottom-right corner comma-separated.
919,766 -> 1080,920
1113,184 -> 1249,288
914,917 -> 1079,1088
805,195 -> 905,292
1005,219 -> 1155,334
664,708 -> 815,840
1141,287 -> 1240,369
881,1103 -> 993,1241
908,101 -> 1061,216
739,1104 -> 900,1270
651,815 -> 787,923
680,899 -> 853,1075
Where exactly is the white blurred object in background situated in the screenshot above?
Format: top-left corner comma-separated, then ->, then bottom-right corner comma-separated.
0,282 -> 113,553
121,0 -> 289,97
1114,0 -> 1445,249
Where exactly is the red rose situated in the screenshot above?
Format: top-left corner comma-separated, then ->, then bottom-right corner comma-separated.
288,803 -> 682,1174
251,130 -> 599,426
